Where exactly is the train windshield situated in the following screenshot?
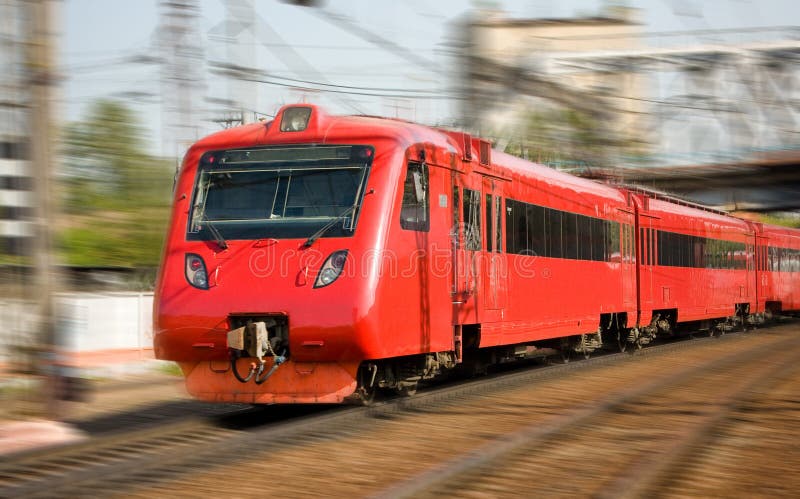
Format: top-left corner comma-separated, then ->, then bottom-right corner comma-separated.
187,145 -> 373,241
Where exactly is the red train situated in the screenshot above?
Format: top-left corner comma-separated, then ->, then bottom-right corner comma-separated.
153,104 -> 800,404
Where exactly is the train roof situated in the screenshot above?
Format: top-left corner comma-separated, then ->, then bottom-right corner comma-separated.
183,105 -> 792,235
487,148 -> 629,204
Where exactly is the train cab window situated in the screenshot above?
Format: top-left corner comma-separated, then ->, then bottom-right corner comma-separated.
400,161 -> 429,231
463,188 -> 481,250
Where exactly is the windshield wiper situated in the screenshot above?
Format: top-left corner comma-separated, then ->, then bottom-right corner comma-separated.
303,205 -> 356,248
200,215 -> 228,250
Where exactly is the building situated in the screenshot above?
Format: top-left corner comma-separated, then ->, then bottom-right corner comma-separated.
456,7 -> 647,164
0,0 -> 35,257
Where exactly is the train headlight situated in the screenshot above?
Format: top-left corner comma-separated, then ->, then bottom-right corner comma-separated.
185,253 -> 209,290
314,250 -> 349,288
280,107 -> 312,132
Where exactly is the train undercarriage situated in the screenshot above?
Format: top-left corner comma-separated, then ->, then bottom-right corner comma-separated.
223,306 -> 787,405
349,305 -> 787,404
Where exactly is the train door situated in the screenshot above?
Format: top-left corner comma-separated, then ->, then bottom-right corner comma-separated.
452,175 -> 481,324
481,176 -> 507,322
755,232 -> 768,313
620,212 -> 636,310
638,213 -> 657,323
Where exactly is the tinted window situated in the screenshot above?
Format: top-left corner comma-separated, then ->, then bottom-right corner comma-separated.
463,188 -> 481,250
400,162 -> 429,231
503,197 -> 618,262
485,194 -> 492,252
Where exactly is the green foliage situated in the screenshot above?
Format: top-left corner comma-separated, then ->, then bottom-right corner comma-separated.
499,107 -> 632,169
60,100 -> 174,269
759,213 -> 800,229
156,361 -> 184,377
500,109 -> 592,165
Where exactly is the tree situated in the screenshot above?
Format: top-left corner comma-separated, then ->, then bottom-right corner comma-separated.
60,100 -> 174,269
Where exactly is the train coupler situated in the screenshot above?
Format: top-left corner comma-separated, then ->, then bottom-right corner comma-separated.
227,321 -> 286,384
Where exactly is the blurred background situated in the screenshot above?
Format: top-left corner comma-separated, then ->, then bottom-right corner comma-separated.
0,0 -> 798,415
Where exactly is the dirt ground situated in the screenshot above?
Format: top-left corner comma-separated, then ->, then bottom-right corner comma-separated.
117,326 -> 800,498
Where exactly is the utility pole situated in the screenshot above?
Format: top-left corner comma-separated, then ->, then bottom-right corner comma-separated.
158,0 -> 205,159
26,0 -> 60,417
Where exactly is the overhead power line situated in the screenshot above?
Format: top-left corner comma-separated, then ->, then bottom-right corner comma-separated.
211,66 -> 461,100
209,61 -> 447,95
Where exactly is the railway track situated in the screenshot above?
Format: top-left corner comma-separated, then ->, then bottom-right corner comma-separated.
377,329 -> 800,498
0,326 -> 795,497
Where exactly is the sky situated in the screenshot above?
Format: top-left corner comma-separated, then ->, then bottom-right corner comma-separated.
59,0 -> 799,157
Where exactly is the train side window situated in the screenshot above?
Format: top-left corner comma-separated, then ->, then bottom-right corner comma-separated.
592,218 -> 606,261
578,215 -> 592,260
547,209 -> 563,258
639,228 -> 646,265
563,213 -> 578,260
606,221 -> 620,262
694,236 -> 704,268
505,199 -> 518,253
452,185 -> 460,247
650,228 -> 655,266
625,225 -> 632,263
494,196 -> 502,253
463,188 -> 481,250
770,247 -> 776,271
399,161 -> 429,232
528,204 -> 545,257
485,194 -> 492,252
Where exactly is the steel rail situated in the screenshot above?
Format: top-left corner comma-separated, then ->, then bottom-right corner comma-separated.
373,331 -> 799,499
0,329 -> 780,497
595,349 -> 800,499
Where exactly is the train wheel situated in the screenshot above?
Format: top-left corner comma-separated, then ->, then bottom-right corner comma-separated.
579,334 -> 592,359
355,364 -> 378,405
358,386 -> 376,406
396,382 -> 418,397
559,339 -> 572,364
616,331 -> 627,353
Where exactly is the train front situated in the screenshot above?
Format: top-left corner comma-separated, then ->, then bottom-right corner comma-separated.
153,105 -> 391,404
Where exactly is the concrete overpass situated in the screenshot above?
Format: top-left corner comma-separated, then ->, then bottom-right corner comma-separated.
618,150 -> 800,212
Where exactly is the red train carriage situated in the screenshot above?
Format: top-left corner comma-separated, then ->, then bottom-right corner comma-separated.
476,151 -> 636,355
626,188 -> 757,340
155,105 -> 468,403
153,104 -> 800,404
759,224 -> 800,314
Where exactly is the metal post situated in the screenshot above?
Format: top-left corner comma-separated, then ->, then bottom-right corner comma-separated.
26,0 -> 60,418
